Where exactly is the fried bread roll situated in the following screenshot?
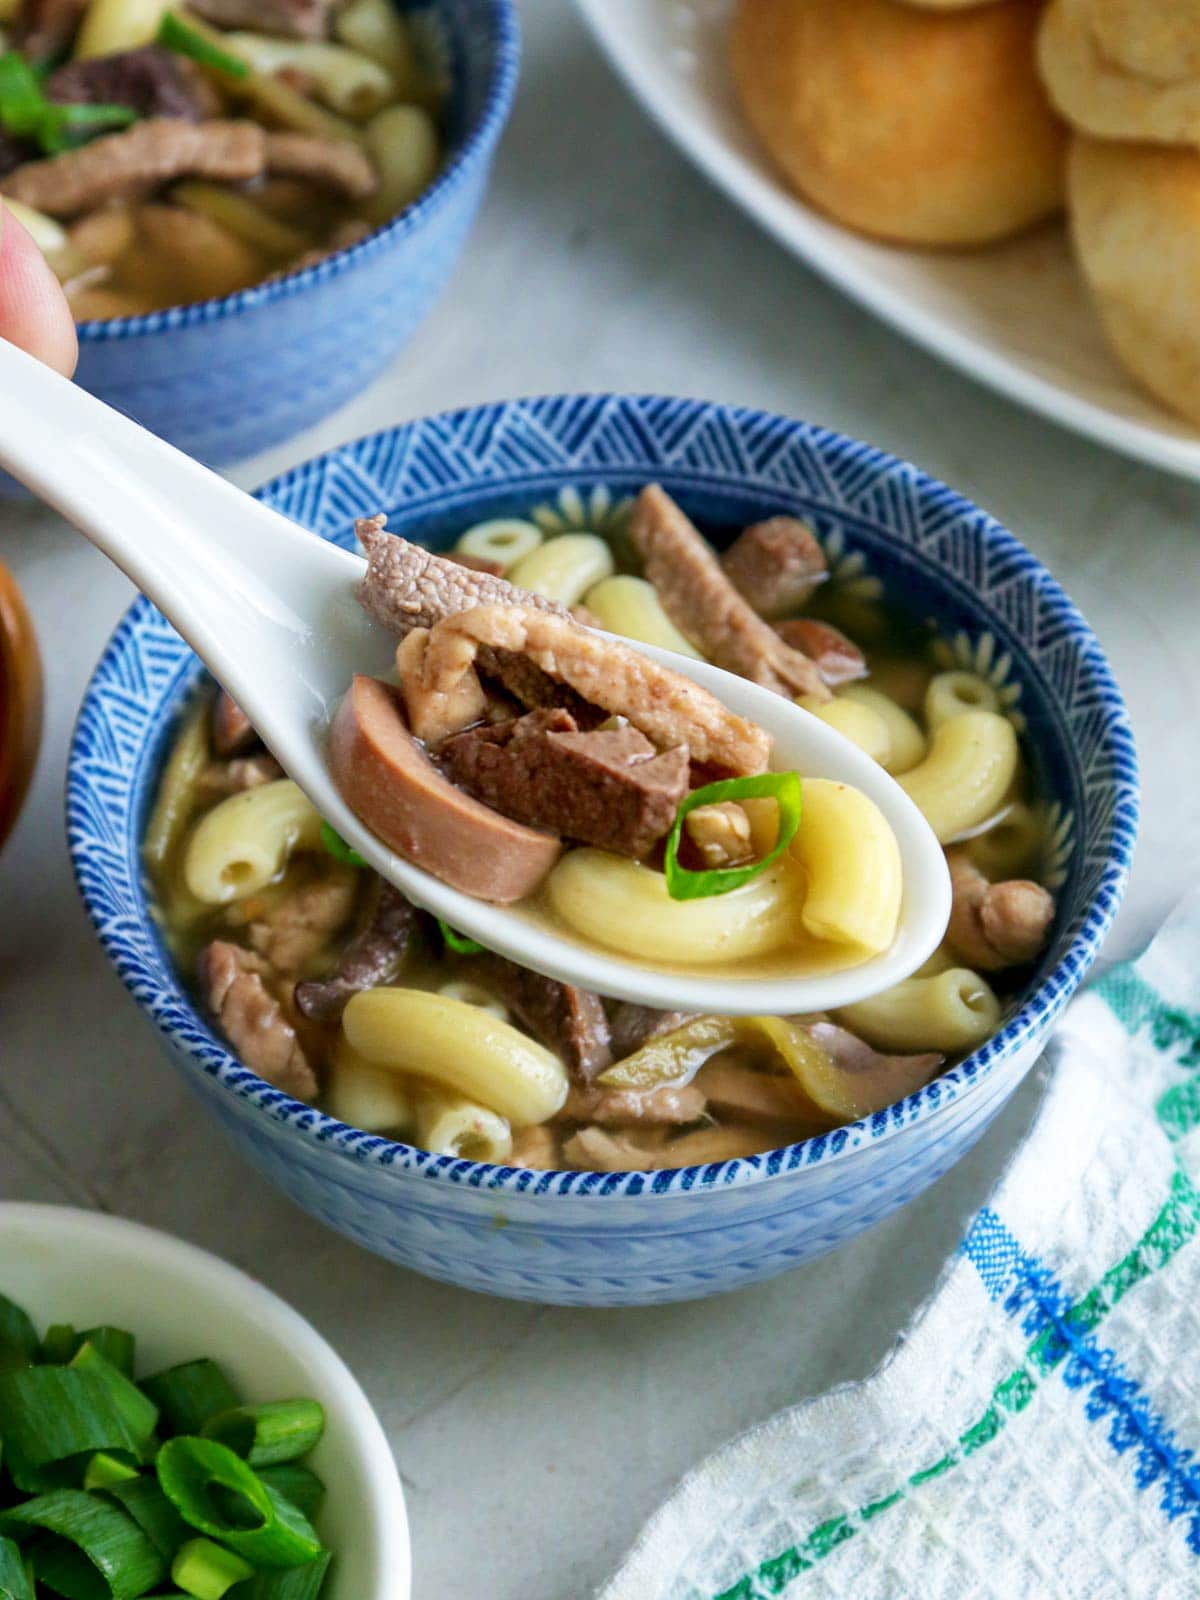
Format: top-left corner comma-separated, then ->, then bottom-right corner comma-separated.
1039,0 -> 1200,145
729,0 -> 1064,247
1068,135 -> 1200,427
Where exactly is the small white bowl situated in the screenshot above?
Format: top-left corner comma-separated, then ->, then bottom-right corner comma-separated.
0,1204 -> 409,1600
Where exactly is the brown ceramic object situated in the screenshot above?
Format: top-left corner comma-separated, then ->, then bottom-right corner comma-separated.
0,559 -> 42,851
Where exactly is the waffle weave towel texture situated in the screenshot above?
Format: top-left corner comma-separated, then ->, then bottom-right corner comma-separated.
599,897 -> 1200,1600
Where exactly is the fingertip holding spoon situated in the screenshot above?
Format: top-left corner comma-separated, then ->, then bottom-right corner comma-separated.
0,336 -> 951,1013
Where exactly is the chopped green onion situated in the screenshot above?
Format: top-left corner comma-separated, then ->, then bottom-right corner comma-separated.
201,1401 -> 324,1469
40,102 -> 139,153
70,1342 -> 158,1454
255,1467 -> 324,1525
83,1451 -> 140,1492
229,1550 -> 331,1599
157,12 -> 251,79
142,1360 -> 242,1439
0,53 -> 138,154
0,1488 -> 167,1599
319,822 -> 366,868
156,1438 -> 324,1568
0,1293 -> 332,1596
663,771 -> 803,901
173,1536 -> 255,1599
0,1537 -> 33,1600
103,1474 -> 192,1559
0,54 -> 46,140
0,1368 -> 145,1484
40,1325 -> 77,1366
53,104 -> 139,130
438,920 -> 484,956
73,1328 -> 135,1379
0,1295 -> 38,1373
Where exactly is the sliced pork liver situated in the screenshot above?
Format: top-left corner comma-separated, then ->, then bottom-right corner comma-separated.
357,519 -> 587,715
720,516 -> 827,618
470,953 -> 612,1085
197,754 -> 284,798
629,485 -> 830,702
0,132 -> 32,181
774,618 -> 866,688
329,675 -> 562,904
197,940 -> 316,1099
188,0 -> 334,38
264,133 -> 377,200
13,0 -> 89,64
406,603 -> 770,777
356,515 -> 570,637
0,119 -> 264,216
295,881 -> 417,1021
247,866 -> 358,977
440,708 -> 689,859
47,47 -> 217,122
212,689 -> 257,757
607,1002 -> 696,1058
557,1082 -> 705,1125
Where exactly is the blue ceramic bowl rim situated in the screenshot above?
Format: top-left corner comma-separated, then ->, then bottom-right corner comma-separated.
67,395 -> 1140,1199
73,0 -> 520,345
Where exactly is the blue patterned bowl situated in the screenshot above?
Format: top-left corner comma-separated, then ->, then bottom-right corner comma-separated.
69,0 -> 518,467
66,396 -> 1139,1306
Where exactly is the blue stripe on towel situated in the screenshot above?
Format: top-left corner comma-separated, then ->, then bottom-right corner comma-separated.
962,1209 -> 1200,1552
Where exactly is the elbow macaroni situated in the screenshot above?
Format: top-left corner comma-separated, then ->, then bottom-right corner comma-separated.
364,102 -> 441,220
183,779 -> 323,904
838,683 -> 927,774
836,968 -> 1001,1055
243,71 -> 361,144
415,1092 -> 513,1163
899,711 -> 1019,843
804,697 -> 890,767
144,698 -> 209,870
76,0 -> 168,57
222,34 -> 394,119
790,779 -> 901,958
545,850 -> 802,966
343,988 -> 568,1125
454,519 -> 543,572
326,1041 -> 412,1134
172,183 -> 311,260
507,534 -> 615,607
925,671 -> 1001,731
582,575 -> 703,658
334,0 -> 418,89
2,199 -> 69,261
436,979 -> 509,1022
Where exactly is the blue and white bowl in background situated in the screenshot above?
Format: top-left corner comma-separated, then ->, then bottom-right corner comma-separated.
70,0 -> 518,467
66,395 -> 1139,1307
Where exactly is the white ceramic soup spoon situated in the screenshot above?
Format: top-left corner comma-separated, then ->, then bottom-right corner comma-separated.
0,337 -> 951,1013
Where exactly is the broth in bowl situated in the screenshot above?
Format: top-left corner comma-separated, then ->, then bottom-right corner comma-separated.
145,485 -> 1060,1175
0,0 -> 445,317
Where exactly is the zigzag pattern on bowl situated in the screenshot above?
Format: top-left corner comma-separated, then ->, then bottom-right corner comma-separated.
67,397 -> 1136,1301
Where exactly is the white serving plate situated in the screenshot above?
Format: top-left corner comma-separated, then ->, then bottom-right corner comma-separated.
0,1205 -> 410,1600
574,0 -> 1200,481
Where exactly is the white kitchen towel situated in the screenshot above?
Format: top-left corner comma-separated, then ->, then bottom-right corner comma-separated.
599,898 -> 1200,1600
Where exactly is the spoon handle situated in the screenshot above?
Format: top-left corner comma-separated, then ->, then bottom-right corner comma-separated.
0,337 -> 360,689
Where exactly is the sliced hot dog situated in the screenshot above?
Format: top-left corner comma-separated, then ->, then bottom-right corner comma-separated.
329,675 -> 563,904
